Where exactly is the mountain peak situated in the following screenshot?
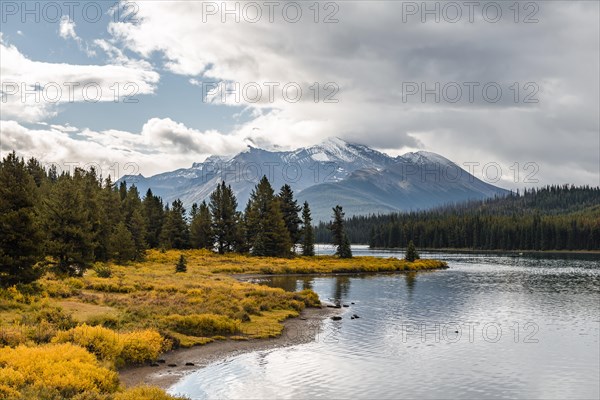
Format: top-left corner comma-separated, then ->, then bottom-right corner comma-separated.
401,150 -> 453,166
320,136 -> 350,147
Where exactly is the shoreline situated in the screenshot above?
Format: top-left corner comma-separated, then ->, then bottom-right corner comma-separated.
234,267 -> 447,281
364,247 -> 600,255
119,306 -> 340,390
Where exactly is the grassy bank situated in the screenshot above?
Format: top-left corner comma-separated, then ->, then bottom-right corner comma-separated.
0,250 -> 446,399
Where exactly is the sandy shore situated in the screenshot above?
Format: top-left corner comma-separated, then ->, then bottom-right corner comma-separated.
119,306 -> 340,390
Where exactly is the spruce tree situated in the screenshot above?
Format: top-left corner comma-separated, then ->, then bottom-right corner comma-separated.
0,152 -> 44,286
76,168 -> 103,260
121,185 -> 147,258
209,182 -> 239,254
278,184 -> 302,251
43,174 -> 94,275
109,222 -> 136,263
405,240 -> 420,262
330,205 -> 352,258
245,177 -> 291,257
190,201 -> 214,249
175,254 -> 187,273
160,199 -> 190,249
96,177 -> 122,261
301,201 -> 315,256
142,188 -> 164,248
339,234 -> 353,259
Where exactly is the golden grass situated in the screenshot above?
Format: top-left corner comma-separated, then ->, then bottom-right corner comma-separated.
0,249 -> 446,398
55,300 -> 120,323
143,248 -> 448,275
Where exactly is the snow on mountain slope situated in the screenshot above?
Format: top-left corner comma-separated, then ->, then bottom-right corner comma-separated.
118,137 -> 508,221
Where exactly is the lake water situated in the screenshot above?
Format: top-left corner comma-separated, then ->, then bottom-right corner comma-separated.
168,246 -> 600,399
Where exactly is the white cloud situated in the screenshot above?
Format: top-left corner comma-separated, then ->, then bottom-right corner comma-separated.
58,15 -> 96,57
59,16 -> 77,40
101,1 -> 598,186
0,118 -> 251,178
0,36 -> 159,123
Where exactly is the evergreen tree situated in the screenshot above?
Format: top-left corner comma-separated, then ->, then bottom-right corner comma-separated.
142,188 -> 164,248
175,254 -> 187,273
233,211 -> 249,253
330,205 -> 352,258
25,157 -> 47,187
278,184 -> 302,251
96,177 -> 122,261
159,199 -> 190,249
301,201 -> 315,256
405,240 -> 419,262
109,222 -> 136,263
0,152 -> 44,286
245,177 -> 292,257
42,174 -> 94,276
209,182 -> 239,254
75,168 -> 103,260
122,185 -> 147,259
339,234 -> 353,259
190,201 -> 214,249
118,181 -> 127,201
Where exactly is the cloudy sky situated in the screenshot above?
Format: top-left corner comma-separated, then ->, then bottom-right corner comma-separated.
0,0 -> 598,188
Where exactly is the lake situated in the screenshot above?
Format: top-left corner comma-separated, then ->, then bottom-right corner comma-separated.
168,246 -> 600,399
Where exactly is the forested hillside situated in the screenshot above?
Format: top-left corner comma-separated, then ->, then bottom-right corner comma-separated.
0,152 -> 318,286
315,186 -> 600,251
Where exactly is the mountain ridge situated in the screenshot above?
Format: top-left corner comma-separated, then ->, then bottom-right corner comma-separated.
119,137 -> 509,221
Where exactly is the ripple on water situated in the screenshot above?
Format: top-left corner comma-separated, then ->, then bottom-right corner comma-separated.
169,251 -> 600,400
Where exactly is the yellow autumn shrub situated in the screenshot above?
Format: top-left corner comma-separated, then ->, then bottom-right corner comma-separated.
119,330 -> 168,365
52,325 -> 168,366
0,343 -> 120,398
163,313 -> 238,337
52,324 -> 122,362
114,385 -> 183,400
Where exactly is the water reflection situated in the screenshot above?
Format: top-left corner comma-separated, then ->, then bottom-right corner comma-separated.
332,276 -> 351,303
171,250 -> 600,400
404,271 -> 417,298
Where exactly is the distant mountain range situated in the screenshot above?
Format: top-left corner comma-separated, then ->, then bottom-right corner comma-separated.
119,137 -> 509,221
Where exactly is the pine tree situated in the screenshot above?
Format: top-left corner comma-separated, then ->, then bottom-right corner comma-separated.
339,234 -> 352,259
278,184 -> 302,251
96,177 -> 122,261
122,185 -> 147,258
76,168 -> 103,260
190,201 -> 214,249
42,174 -> 94,276
245,177 -> 292,257
209,182 -> 239,254
142,188 -> 164,248
0,152 -> 44,286
405,240 -> 419,262
330,205 -> 352,258
301,201 -> 315,256
109,222 -> 136,263
159,199 -> 190,249
175,254 -> 187,273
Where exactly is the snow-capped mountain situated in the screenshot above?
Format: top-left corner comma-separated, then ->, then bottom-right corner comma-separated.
300,150 -> 508,221
119,137 -> 508,221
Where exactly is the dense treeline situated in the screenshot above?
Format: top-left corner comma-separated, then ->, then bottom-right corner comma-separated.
2,153 -> 354,286
315,186 -> 600,251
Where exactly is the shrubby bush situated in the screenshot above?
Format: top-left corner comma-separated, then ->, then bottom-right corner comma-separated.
119,330 -> 167,365
163,313 -> 238,337
53,324 -> 121,362
0,343 -> 120,398
52,324 -> 169,366
114,386 -> 184,400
